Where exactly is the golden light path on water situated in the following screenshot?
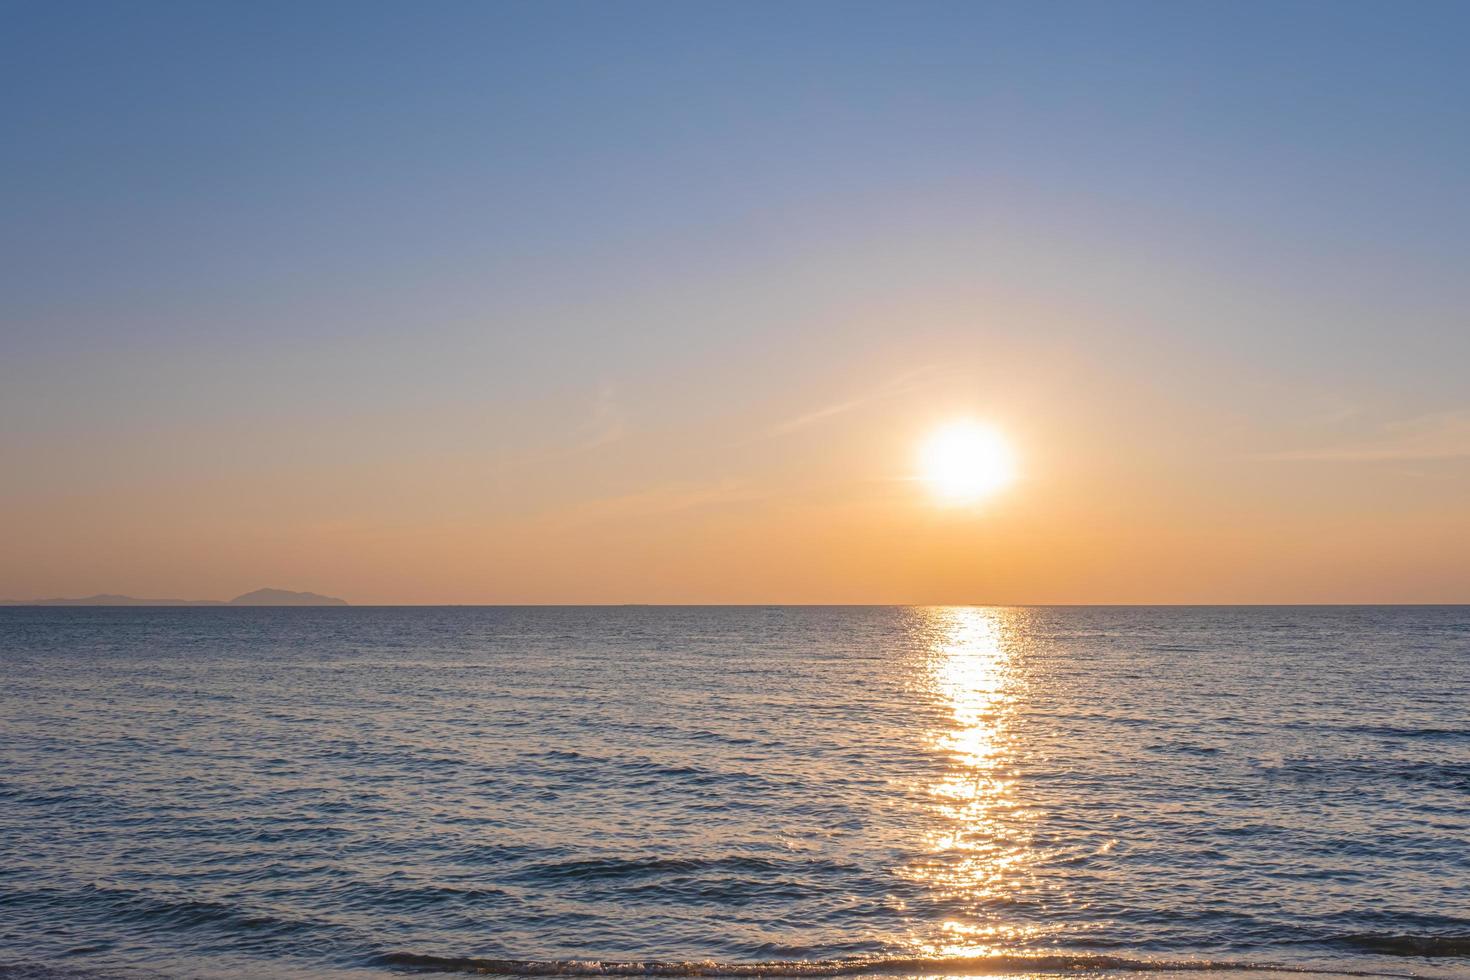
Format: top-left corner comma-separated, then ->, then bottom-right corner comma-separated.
903,607 -> 1046,957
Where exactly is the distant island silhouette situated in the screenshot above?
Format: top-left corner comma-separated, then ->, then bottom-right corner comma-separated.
0,588 -> 348,607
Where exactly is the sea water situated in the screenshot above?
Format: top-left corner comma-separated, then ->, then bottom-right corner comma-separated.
1,606 -> 1466,979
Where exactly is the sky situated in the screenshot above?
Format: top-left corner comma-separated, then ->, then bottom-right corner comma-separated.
2,0 -> 1468,604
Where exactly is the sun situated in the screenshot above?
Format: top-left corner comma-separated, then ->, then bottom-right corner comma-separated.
919,421 -> 1017,505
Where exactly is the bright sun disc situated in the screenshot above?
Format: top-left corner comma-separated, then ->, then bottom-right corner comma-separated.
919,421 -> 1016,504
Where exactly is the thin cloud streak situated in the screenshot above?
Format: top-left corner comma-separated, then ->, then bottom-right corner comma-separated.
1261,410 -> 1470,462
573,381 -> 627,451
766,365 -> 950,438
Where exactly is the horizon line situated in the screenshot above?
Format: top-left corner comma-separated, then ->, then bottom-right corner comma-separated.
3,601 -> 1467,608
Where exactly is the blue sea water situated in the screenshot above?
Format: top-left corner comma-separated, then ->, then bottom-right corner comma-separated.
0,606 -> 1467,980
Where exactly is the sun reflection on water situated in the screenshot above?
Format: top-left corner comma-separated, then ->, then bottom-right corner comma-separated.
903,606 -> 1043,956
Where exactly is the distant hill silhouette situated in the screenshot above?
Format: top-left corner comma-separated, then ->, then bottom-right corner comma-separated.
228,588 -> 347,606
0,588 -> 347,606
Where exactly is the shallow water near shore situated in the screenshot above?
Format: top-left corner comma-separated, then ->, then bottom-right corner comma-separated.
1,606 -> 1467,979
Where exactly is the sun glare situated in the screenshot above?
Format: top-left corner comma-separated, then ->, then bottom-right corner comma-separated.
919,421 -> 1016,505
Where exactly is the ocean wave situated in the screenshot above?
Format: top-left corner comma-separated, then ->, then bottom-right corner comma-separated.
1334,933 -> 1470,957
26,884 -> 322,941
1283,722 -> 1470,741
1256,758 -> 1470,791
0,965 -> 130,980
1353,726 -> 1470,741
373,953 -> 1418,977
504,856 -> 855,884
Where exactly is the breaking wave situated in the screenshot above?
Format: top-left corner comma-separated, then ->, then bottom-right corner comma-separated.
374,953 -> 1419,977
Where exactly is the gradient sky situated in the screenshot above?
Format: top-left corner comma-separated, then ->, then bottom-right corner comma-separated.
3,0 -> 1468,604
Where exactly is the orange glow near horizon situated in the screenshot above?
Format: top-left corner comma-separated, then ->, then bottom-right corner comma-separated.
4,362 -> 1469,605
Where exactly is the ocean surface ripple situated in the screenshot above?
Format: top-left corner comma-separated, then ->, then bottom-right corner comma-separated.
0,606 -> 1466,980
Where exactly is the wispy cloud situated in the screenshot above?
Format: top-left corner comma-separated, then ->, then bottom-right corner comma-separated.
490,382 -> 627,475
573,381 -> 627,451
766,365 -> 947,437
1261,410 -> 1470,462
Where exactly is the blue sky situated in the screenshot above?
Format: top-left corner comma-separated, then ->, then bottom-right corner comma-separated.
3,1 -> 1468,601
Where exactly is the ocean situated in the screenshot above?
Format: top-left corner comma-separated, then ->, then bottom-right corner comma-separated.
1,606 -> 1466,980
